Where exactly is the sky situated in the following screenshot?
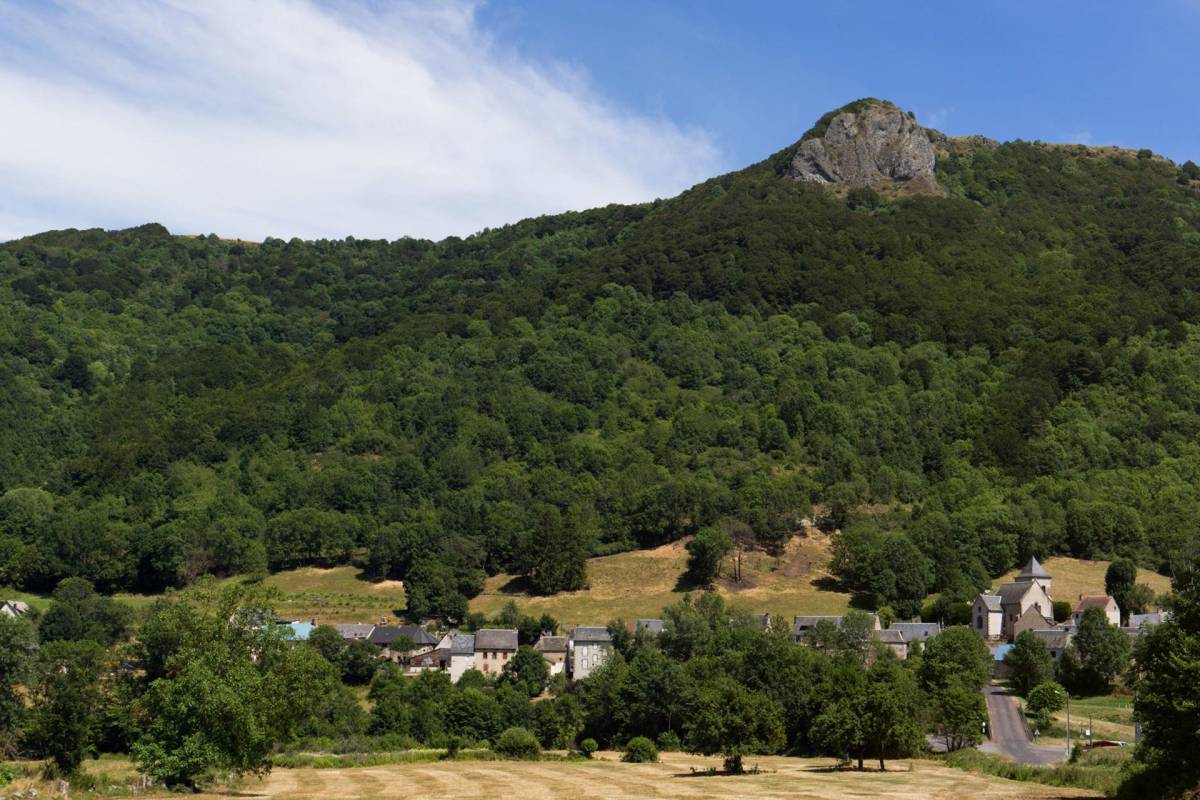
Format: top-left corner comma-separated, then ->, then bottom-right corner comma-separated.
0,0 -> 1197,243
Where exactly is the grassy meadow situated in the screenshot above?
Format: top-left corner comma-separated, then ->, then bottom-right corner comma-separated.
994,558 -> 1171,604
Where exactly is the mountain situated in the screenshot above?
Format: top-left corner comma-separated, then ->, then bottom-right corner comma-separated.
1,101 -> 1199,621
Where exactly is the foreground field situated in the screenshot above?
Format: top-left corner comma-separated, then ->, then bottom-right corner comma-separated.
995,558 -> 1171,604
472,534 -> 853,626
204,754 -> 1100,799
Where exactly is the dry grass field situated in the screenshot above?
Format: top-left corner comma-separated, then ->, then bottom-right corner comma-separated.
994,557 -> 1171,603
193,753 -> 1100,800
471,534 -> 852,627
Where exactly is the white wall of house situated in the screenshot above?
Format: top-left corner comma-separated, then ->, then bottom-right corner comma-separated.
972,597 -> 1003,639
571,642 -> 610,680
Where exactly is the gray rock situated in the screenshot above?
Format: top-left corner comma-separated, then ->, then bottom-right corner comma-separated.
788,103 -> 937,191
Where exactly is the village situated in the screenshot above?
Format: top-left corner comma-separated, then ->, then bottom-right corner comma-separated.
208,556 -> 1166,689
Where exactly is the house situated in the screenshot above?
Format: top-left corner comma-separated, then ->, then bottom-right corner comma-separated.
1072,595 -> 1120,627
334,623 -> 375,642
635,619 -> 665,636
1031,628 -> 1074,659
570,626 -> 612,680
790,614 -> 881,643
1,600 -> 31,619
369,625 -> 438,661
889,621 -> 942,646
1012,608 -> 1055,640
1129,611 -> 1166,629
474,629 -> 518,675
996,580 -> 1053,641
1014,556 -> 1053,596
534,635 -> 569,676
972,594 -> 1004,640
874,628 -> 908,660
435,633 -> 477,682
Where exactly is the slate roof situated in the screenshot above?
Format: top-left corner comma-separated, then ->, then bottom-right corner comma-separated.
792,615 -> 845,631
369,625 -> 437,647
1031,628 -> 1073,650
1016,556 -> 1051,580
334,623 -> 375,640
1074,595 -> 1116,613
571,626 -> 612,643
889,622 -> 942,642
996,582 -> 1035,605
636,619 -> 665,635
448,633 -> 475,656
534,635 -> 569,653
474,628 -> 518,651
875,629 -> 905,645
978,594 -> 1002,612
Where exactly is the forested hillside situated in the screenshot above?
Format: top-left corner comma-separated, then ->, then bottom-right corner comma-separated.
3,118 -> 1200,620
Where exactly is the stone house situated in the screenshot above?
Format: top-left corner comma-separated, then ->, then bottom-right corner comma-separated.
434,632 -> 477,682
972,594 -> 1004,640
334,623 -> 375,642
874,628 -> 907,659
570,626 -> 612,680
997,580 -> 1053,642
1,600 -> 31,618
370,625 -> 438,662
474,629 -> 518,675
534,634 -> 568,676
1072,595 -> 1120,627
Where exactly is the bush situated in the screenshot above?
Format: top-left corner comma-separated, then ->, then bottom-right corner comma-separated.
494,727 -> 541,760
1027,681 -> 1066,730
0,765 -> 13,787
1052,601 -> 1072,624
621,736 -> 659,763
656,730 -> 681,752
579,737 -> 598,758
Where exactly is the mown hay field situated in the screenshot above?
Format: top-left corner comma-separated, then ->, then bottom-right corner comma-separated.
196,753 -> 1101,799
994,558 -> 1171,604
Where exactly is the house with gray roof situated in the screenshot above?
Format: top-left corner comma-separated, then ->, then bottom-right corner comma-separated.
334,623 -> 375,641
1031,628 -> 1074,659
570,626 -> 612,680
474,629 -> 518,676
534,634 -> 569,676
874,628 -> 908,660
434,632 -> 477,682
635,619 -> 665,636
889,622 -> 942,646
1014,556 -> 1053,596
790,614 -> 881,643
370,625 -> 438,661
972,594 -> 1003,640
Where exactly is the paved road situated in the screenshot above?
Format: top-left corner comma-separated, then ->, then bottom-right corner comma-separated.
980,684 -> 1066,765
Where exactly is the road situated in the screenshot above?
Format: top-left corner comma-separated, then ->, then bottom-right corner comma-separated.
980,684 -> 1066,765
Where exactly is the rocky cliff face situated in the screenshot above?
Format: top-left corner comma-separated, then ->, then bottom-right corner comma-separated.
787,102 -> 941,194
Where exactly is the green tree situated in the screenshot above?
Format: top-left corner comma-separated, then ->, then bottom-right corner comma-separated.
860,659 -> 925,771
1026,681 -> 1065,731
931,684 -> 986,752
1061,607 -> 1130,694
502,645 -> 550,697
132,585 -> 335,789
1105,557 -> 1138,625
1120,556 -> 1200,799
920,626 -> 992,692
1004,631 -> 1056,696
26,640 -> 104,776
684,677 -> 785,773
621,735 -> 658,762
0,617 -> 37,756
685,525 -> 732,585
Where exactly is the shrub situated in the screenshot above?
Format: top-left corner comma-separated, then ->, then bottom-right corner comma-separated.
621,736 -> 659,763
656,730 -> 681,751
1052,601 -> 1072,624
494,727 -> 541,761
1027,681 -> 1066,730
0,765 -> 13,787
579,738 -> 598,758
444,735 -> 463,759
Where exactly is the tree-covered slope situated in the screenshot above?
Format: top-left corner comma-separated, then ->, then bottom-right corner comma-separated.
2,113 -> 1200,620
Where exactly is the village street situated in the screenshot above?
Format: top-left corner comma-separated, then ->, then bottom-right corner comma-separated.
980,684 -> 1066,765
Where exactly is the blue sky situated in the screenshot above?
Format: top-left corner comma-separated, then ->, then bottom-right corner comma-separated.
0,1 -> 1196,242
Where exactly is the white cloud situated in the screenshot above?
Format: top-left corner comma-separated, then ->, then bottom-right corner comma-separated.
0,0 -> 719,242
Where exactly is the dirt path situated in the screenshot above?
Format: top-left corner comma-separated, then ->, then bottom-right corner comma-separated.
212,753 -> 1098,799
981,685 -> 1068,765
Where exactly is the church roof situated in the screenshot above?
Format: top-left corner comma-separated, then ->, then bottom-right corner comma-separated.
1016,556 -> 1051,580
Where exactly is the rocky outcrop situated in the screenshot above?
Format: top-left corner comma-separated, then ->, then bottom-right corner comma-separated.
787,102 -> 940,194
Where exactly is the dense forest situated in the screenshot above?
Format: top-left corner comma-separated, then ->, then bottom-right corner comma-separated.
2,126 -> 1200,620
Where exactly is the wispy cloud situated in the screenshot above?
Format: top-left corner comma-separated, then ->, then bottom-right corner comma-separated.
0,0 -> 719,242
